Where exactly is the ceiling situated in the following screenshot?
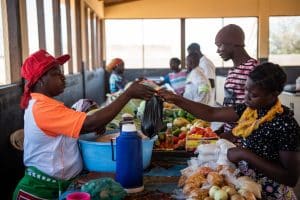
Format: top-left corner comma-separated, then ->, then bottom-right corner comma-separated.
99,0 -> 141,6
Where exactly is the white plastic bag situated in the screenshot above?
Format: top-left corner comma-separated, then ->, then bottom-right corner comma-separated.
195,143 -> 219,155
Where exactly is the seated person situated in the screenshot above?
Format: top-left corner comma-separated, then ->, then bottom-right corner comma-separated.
184,52 -> 211,104
106,58 -> 128,93
158,62 -> 300,199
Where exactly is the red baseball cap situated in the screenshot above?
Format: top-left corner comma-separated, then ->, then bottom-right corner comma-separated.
20,49 -> 70,109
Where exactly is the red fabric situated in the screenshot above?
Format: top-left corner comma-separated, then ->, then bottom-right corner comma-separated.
20,49 -> 70,109
17,189 -> 44,200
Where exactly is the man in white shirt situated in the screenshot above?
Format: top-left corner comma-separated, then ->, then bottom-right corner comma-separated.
184,52 -> 211,104
187,43 -> 216,105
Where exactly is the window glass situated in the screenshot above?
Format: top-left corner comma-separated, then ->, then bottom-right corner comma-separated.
224,17 -> 257,67
93,14 -> 97,66
105,19 -> 143,68
0,0 -> 6,85
186,18 -> 223,67
87,8 -> 92,70
44,0 -> 54,55
26,0 -> 39,54
70,0 -> 78,73
60,0 -> 69,74
105,19 -> 180,68
143,19 -> 180,68
186,17 -> 257,67
269,16 -> 300,66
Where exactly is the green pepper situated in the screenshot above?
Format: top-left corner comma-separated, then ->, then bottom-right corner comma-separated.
186,113 -> 196,121
172,128 -> 181,137
177,109 -> 186,117
163,109 -> 174,117
173,111 -> 178,118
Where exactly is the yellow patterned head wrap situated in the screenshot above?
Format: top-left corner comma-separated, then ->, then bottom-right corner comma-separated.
232,100 -> 283,138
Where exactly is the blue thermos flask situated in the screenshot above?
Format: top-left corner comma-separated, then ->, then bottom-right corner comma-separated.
115,123 -> 144,193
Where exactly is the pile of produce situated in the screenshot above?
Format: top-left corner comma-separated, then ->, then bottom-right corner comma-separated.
178,165 -> 262,200
103,98 -> 142,131
176,140 -> 262,200
155,104 -> 217,150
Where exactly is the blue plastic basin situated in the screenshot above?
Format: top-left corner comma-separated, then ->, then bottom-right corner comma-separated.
78,133 -> 156,172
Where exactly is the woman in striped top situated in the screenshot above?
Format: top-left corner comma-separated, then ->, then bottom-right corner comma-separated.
215,24 -> 258,135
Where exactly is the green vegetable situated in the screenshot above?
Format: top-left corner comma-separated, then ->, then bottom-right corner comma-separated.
163,118 -> 173,125
106,122 -> 119,130
186,112 -> 196,121
173,111 -> 178,118
163,109 -> 174,117
177,109 -> 186,117
172,128 -> 181,137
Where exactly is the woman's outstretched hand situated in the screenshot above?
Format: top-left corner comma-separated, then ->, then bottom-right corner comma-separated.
157,88 -> 179,104
125,81 -> 156,100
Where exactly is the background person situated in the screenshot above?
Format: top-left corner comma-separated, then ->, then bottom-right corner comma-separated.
106,58 -> 128,93
183,52 -> 211,104
158,62 -> 300,199
215,24 -> 258,134
13,50 -> 155,200
160,57 -> 187,95
187,42 -> 216,105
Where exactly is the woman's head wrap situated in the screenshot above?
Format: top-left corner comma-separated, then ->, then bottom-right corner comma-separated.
106,58 -> 124,73
20,49 -> 70,109
215,24 -> 245,47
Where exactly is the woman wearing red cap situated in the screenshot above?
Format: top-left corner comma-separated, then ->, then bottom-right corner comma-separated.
215,24 -> 259,138
13,50 -> 155,199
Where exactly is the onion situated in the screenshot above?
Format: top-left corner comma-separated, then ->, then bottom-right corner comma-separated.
214,189 -> 228,200
209,185 -> 220,197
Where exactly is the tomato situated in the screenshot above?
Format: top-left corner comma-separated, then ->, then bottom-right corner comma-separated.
173,136 -> 179,144
178,132 -> 186,140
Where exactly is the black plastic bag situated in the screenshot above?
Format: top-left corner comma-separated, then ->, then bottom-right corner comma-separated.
141,96 -> 163,138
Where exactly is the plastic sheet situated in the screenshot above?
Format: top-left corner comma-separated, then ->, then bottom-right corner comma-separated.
81,178 -> 127,200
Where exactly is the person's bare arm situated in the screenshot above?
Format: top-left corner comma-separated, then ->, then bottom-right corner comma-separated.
158,89 -> 239,123
228,148 -> 300,186
81,81 -> 155,133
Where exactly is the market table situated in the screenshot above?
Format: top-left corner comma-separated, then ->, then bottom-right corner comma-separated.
60,150 -> 193,200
